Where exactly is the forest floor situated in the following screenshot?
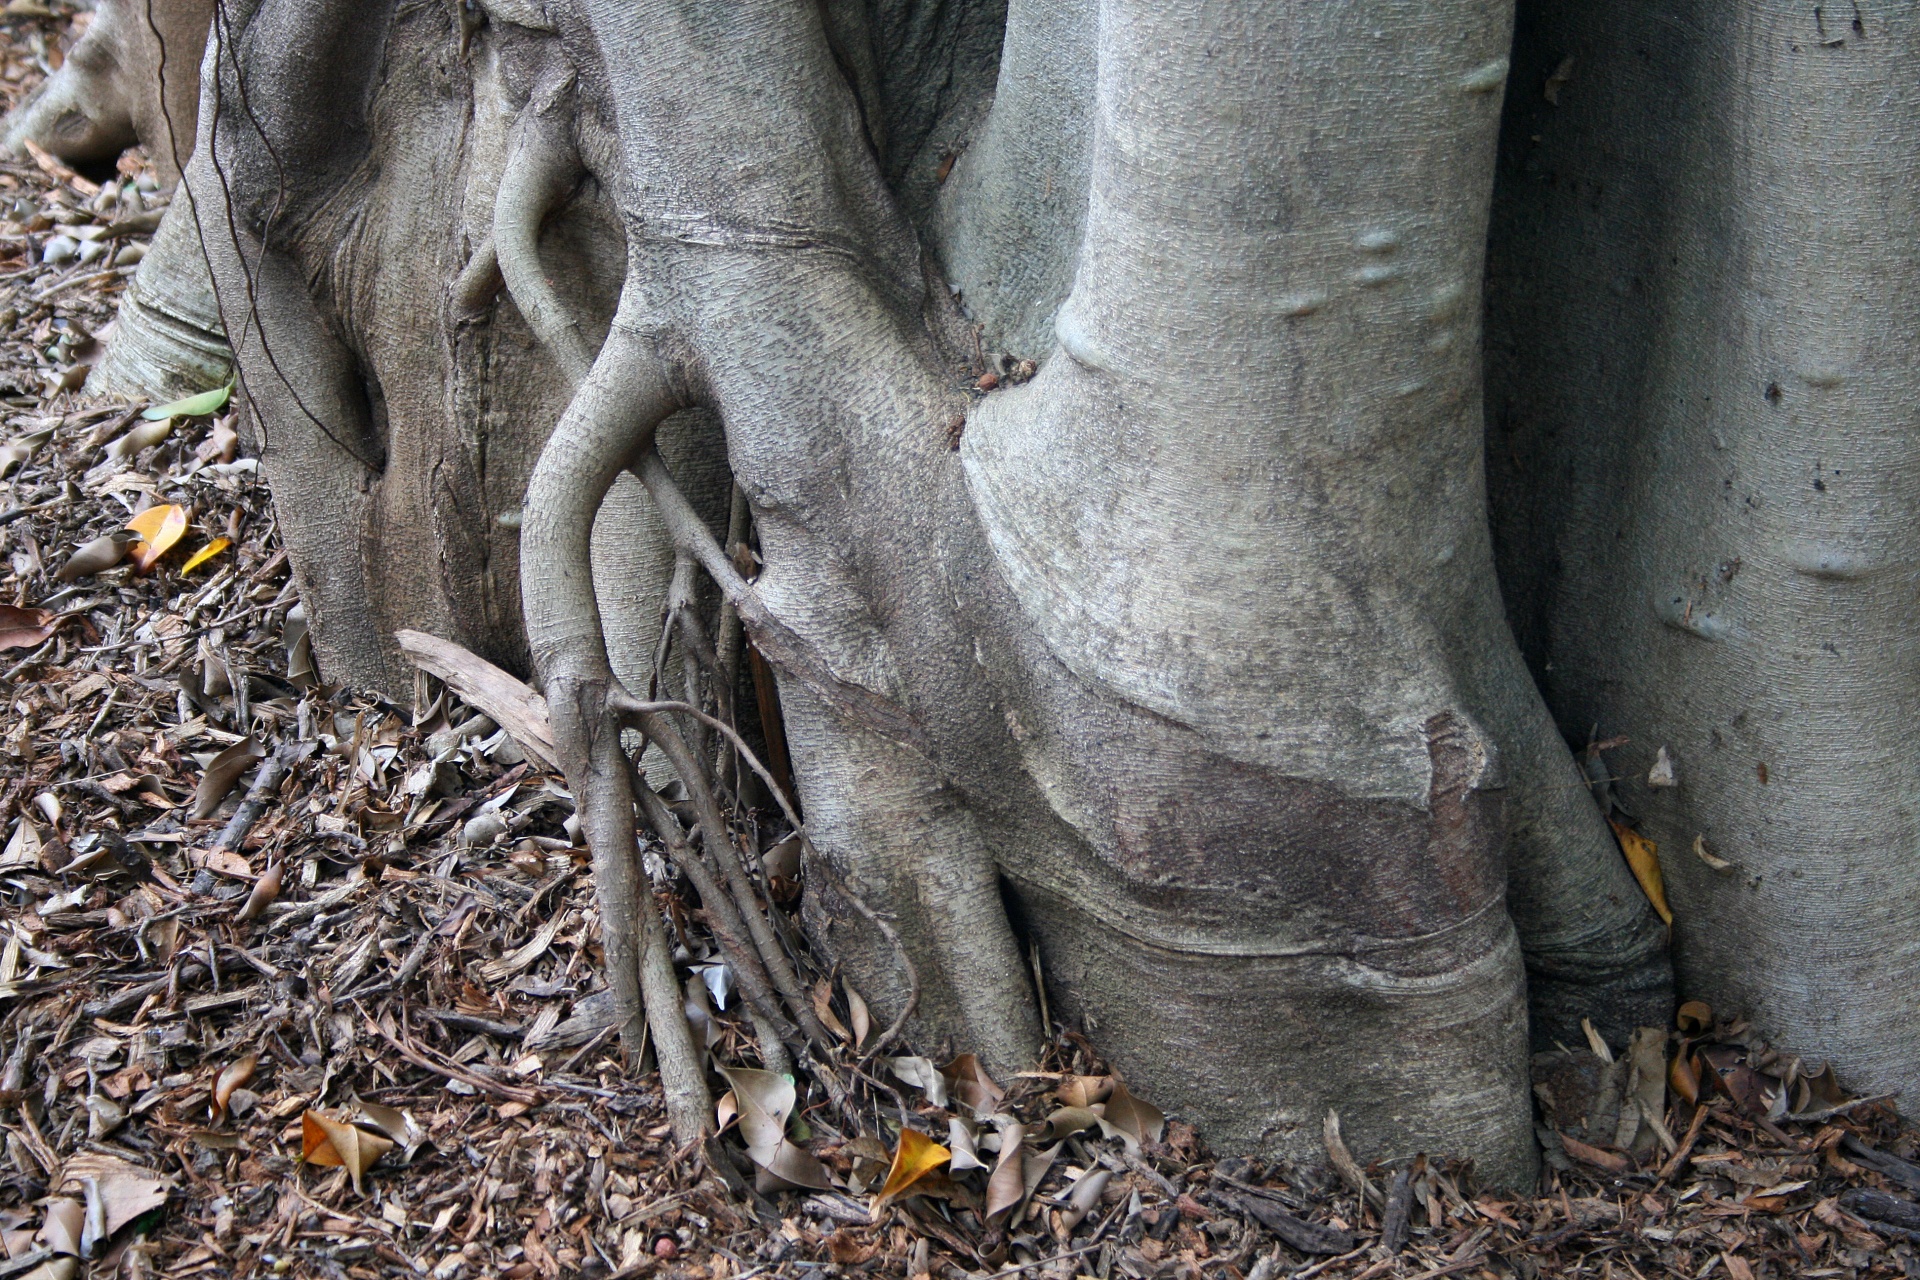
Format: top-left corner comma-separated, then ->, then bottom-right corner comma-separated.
4,5 -> 1920,1280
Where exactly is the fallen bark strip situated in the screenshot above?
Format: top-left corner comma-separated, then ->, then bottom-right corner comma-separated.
395,630 -> 560,771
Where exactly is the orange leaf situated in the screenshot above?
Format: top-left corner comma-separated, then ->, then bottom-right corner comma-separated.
125,504 -> 188,572
1609,819 -> 1672,925
300,1109 -> 392,1194
873,1128 -> 950,1208
181,536 -> 230,574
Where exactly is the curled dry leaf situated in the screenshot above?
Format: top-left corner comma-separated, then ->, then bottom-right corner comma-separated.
0,605 -> 54,652
941,1053 -> 1005,1117
1056,1074 -> 1112,1109
1608,819 -> 1672,926
235,863 -> 282,922
984,1119 -> 1027,1221
811,980 -> 852,1043
1693,835 -> 1734,872
845,980 -> 871,1049
302,1108 -> 394,1195
56,530 -> 134,582
1057,1168 -> 1111,1234
349,1096 -> 426,1157
212,1054 -> 257,1121
718,1067 -> 832,1192
1677,999 -> 1713,1033
192,736 -> 264,819
886,1056 -> 948,1107
872,1128 -> 950,1209
947,1116 -> 987,1172
125,503 -> 188,572
0,426 -> 52,478
106,418 -> 171,463
1040,1106 -> 1101,1142
1670,1050 -> 1701,1106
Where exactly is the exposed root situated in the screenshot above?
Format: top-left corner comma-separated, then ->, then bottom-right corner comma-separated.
521,314 -> 712,1143
493,69 -> 594,384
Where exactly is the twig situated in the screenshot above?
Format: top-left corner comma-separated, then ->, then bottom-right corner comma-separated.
1787,1091 -> 1899,1124
364,1015 -> 538,1104
214,740 -> 307,852
1657,1101 -> 1712,1183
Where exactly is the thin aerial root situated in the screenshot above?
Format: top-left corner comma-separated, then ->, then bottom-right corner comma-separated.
493,69 -> 595,384
628,754 -> 798,1077
610,688 -> 920,1056
634,448 -> 926,749
647,714 -> 837,1049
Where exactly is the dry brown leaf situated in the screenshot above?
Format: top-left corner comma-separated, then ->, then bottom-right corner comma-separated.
1098,1079 -> 1165,1152
0,605 -> 54,653
873,1128 -> 950,1209
845,981 -> 871,1049
212,1053 -> 256,1121
718,1067 -> 832,1192
1670,1050 -> 1701,1106
34,1199 -> 81,1257
941,1053 -> 1005,1116
812,979 -> 852,1043
56,531 -> 134,582
56,1152 -> 167,1238
947,1117 -> 987,1172
1609,819 -> 1672,925
984,1119 -> 1027,1221
191,736 -> 264,819
1039,1106 -> 1102,1142
1677,999 -> 1713,1032
235,863 -> 282,921
1056,1074 -> 1111,1109
302,1108 -> 394,1194
0,818 -> 44,871
886,1056 -> 948,1107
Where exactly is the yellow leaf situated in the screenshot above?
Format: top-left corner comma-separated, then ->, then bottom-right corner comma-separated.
873,1128 -> 950,1208
1609,819 -> 1673,925
181,536 -> 230,574
300,1109 -> 393,1194
124,504 -> 188,572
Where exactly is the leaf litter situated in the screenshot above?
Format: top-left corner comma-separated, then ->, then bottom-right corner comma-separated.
0,9 -> 1917,1280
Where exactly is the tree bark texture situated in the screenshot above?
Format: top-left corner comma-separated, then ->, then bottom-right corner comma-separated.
1487,0 -> 1920,1117
161,0 -> 1920,1185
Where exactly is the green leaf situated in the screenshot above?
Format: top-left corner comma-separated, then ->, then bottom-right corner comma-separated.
141,385 -> 231,420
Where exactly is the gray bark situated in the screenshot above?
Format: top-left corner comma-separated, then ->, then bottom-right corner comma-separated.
143,0 -> 1729,1186
1487,0 -> 1920,1117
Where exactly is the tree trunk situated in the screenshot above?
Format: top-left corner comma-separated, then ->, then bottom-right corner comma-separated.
138,0 -> 1719,1183
1488,0 -> 1920,1114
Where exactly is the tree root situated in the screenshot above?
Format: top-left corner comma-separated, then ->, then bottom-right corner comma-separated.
493,68 -> 594,384
522,314 -> 712,1143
